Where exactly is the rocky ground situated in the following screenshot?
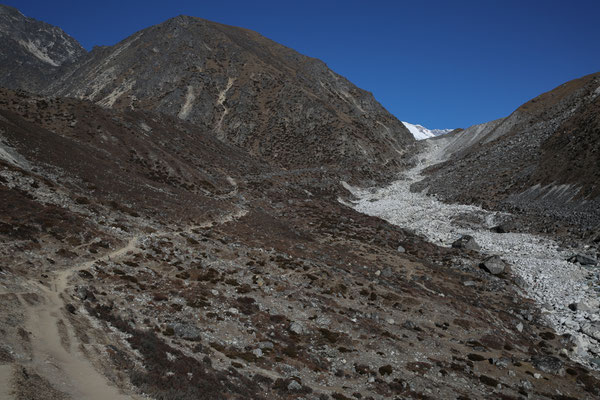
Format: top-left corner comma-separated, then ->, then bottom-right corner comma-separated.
1,95 -> 600,398
0,7 -> 599,397
346,140 -> 600,373
413,73 -> 600,242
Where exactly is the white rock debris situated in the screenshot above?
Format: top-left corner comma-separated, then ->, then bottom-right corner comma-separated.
342,140 -> 600,370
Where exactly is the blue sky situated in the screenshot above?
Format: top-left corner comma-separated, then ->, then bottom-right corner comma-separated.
7,0 -> 600,129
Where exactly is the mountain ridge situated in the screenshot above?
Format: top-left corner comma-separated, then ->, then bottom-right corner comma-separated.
0,4 -> 86,92
38,14 -> 415,184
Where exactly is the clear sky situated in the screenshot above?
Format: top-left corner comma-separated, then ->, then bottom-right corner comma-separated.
6,0 -> 600,129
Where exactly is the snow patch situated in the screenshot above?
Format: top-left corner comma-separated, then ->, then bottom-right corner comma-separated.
402,121 -> 453,140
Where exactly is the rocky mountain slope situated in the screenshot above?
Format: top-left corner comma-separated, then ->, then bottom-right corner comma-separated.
41,15 -> 415,183
415,72 -> 600,240
1,87 -> 599,400
0,4 -> 86,93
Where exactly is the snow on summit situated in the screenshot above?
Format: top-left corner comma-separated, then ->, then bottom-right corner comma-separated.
402,121 -> 453,140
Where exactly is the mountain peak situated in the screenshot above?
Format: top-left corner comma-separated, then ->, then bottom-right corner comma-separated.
40,14 -> 415,182
0,4 -> 86,92
401,121 -> 453,140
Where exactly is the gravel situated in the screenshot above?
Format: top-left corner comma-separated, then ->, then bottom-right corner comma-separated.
342,141 -> 600,370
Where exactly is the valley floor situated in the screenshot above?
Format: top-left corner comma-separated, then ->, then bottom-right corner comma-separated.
343,140 -> 600,371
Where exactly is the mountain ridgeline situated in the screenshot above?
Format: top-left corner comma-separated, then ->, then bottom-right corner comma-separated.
2,5 -> 600,400
0,9 -> 416,183
417,72 -> 600,239
0,4 -> 86,92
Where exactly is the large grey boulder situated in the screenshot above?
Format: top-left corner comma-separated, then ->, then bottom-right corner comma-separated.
568,254 -> 597,266
531,355 -> 564,375
452,235 -> 481,251
172,322 -> 203,341
480,255 -> 506,275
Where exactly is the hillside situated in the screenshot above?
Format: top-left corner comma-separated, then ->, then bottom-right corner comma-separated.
42,15 -> 415,183
415,72 -> 600,239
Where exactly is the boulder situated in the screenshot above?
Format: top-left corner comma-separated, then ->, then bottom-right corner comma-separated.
491,221 -> 514,233
568,254 -> 597,266
581,321 -> 600,341
480,255 -> 506,275
289,321 -> 306,335
173,323 -> 202,341
452,235 -> 481,251
531,355 -> 564,375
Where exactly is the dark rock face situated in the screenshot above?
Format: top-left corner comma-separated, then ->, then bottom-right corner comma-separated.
415,72 -> 600,239
42,15 -> 415,183
0,4 -> 86,92
451,235 -> 481,251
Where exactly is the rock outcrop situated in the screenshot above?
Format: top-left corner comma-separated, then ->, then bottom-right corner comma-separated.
0,4 -> 86,92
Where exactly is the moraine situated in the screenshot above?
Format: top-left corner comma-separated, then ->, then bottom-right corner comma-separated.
341,140 -> 600,370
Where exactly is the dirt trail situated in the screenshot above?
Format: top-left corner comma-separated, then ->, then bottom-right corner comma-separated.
0,364 -> 14,398
8,207 -> 249,399
19,235 -> 142,400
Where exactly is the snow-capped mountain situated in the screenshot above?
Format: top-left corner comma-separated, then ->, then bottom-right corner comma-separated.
402,121 -> 453,140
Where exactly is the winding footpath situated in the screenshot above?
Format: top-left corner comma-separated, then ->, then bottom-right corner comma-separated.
343,141 -> 600,370
3,207 -> 249,399
21,236 -> 142,400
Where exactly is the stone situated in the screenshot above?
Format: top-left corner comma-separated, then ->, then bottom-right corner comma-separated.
381,267 -> 393,278
75,286 -> 96,301
452,235 -> 481,251
463,280 -> 477,287
287,380 -> 302,391
403,320 -> 416,330
568,254 -> 597,266
258,341 -> 274,350
576,298 -> 600,312
173,323 -> 202,341
581,321 -> 600,340
516,322 -> 524,333
289,321 -> 305,335
521,379 -> 533,390
491,221 -> 514,233
480,255 -> 506,275
397,246 -> 406,253
78,270 -> 93,280
531,355 -> 564,375
65,303 -> 76,314
252,348 -> 263,358
315,316 -> 331,327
